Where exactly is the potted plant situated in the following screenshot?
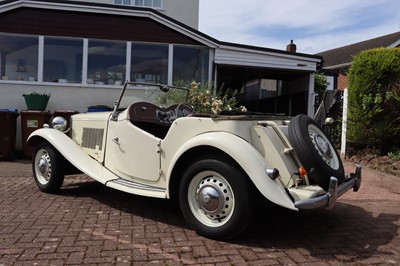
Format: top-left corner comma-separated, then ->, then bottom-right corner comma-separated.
23,92 -> 50,111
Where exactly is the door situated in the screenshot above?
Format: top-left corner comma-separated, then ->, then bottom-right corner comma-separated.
104,119 -> 161,182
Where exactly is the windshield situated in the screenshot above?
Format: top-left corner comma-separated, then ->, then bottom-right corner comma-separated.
117,82 -> 189,109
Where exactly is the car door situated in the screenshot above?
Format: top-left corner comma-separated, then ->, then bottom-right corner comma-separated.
104,118 -> 161,182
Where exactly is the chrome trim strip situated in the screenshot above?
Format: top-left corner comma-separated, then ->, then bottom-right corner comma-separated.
107,178 -> 165,193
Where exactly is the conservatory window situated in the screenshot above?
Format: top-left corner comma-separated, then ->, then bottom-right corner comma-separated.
0,34 -> 38,82
173,46 -> 209,85
131,43 -> 168,84
88,40 -> 126,85
43,37 -> 83,83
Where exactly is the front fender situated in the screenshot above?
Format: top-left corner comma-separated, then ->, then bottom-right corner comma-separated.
168,132 -> 296,210
28,128 -> 118,184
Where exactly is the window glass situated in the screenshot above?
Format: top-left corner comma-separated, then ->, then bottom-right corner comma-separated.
133,0 -> 162,8
88,40 -> 126,85
114,0 -> 131,5
143,0 -> 152,7
173,46 -> 209,85
153,0 -> 162,8
0,34 -> 38,82
131,43 -> 168,84
43,37 -> 83,83
259,79 -> 280,99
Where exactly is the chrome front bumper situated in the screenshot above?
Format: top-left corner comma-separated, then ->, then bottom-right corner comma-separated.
294,164 -> 362,210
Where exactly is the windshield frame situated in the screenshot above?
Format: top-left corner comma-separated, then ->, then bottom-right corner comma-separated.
110,81 -> 189,121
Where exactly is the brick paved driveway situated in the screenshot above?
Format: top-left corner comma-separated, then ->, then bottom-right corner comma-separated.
0,160 -> 399,265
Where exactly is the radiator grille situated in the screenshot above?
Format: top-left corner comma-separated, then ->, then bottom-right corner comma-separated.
81,128 -> 104,150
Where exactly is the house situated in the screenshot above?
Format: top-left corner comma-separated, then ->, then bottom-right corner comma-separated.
67,0 -> 200,29
0,0 -> 322,150
317,31 -> 400,90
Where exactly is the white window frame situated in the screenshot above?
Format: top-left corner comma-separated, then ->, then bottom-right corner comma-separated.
113,0 -> 163,9
38,36 -> 44,82
1,33 -> 212,88
113,0 -> 132,6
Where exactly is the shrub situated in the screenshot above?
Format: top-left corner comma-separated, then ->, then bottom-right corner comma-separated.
314,72 -> 329,103
347,48 -> 400,153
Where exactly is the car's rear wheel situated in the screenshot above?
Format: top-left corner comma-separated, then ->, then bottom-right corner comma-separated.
179,156 -> 255,240
288,114 -> 344,191
32,142 -> 65,193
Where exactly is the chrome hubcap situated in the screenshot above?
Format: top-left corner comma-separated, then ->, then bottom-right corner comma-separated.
38,157 -> 49,176
195,175 -> 233,221
198,185 -> 223,214
35,149 -> 52,184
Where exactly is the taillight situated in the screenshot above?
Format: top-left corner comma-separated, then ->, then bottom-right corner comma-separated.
298,166 -> 307,178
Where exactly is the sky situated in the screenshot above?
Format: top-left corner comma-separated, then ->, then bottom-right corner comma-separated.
198,0 -> 400,54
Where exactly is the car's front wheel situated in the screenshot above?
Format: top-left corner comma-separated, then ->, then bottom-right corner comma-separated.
32,142 -> 65,193
179,156 -> 255,240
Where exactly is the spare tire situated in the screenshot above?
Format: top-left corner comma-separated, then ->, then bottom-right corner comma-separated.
288,114 -> 344,191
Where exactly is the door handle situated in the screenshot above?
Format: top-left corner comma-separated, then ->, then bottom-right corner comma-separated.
112,137 -> 120,145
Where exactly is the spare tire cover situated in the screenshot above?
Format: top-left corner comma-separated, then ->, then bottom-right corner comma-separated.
288,114 -> 344,191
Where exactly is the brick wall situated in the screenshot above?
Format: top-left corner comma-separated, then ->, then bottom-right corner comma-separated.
337,74 -> 348,90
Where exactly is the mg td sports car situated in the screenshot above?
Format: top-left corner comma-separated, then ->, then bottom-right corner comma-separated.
27,82 -> 362,240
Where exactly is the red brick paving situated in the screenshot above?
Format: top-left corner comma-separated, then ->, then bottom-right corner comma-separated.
0,160 -> 399,265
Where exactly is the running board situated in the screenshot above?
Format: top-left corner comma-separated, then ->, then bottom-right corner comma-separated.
106,178 -> 167,199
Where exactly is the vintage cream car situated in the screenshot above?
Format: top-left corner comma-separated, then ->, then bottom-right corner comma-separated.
28,82 -> 361,240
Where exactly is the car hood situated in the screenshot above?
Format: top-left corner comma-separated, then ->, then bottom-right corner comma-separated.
71,111 -> 112,122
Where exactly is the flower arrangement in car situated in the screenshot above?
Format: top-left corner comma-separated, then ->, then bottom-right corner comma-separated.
188,81 -> 246,114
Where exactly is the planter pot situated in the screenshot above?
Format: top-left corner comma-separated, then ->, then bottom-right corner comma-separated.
23,93 -> 50,111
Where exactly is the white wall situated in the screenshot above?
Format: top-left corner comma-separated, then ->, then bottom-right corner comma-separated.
163,0 -> 199,29
0,82 -> 148,150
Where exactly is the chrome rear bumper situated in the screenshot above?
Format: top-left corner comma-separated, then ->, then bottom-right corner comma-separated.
294,164 -> 362,210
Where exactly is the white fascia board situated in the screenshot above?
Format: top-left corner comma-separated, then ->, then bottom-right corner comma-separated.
215,47 -> 319,71
0,0 -> 25,13
9,0 -> 219,48
323,62 -> 352,70
388,39 -> 400,48
218,44 -> 322,64
149,15 -> 219,48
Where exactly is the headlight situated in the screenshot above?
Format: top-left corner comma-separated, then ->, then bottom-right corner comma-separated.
51,116 -> 68,131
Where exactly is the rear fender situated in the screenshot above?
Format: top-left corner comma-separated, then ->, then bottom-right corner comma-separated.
28,128 -> 117,184
168,132 -> 296,210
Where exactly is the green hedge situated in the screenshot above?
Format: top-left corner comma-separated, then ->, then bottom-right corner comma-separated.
347,48 -> 400,153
